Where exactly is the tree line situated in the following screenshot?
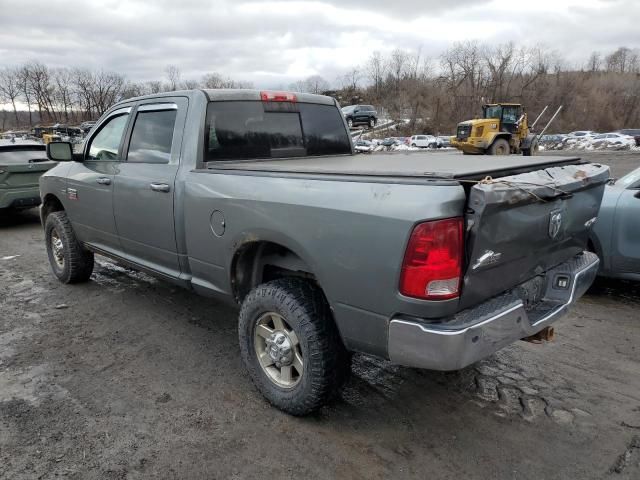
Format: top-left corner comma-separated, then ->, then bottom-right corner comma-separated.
1,44 -> 639,133
0,64 -> 251,130
329,44 -> 640,134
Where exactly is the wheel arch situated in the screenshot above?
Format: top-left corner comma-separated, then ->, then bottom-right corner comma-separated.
230,239 -> 319,304
40,193 -> 65,225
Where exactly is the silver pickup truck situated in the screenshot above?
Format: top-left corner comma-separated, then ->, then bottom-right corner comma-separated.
41,89 -> 608,415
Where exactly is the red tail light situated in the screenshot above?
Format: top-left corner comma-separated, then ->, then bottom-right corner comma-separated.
399,218 -> 463,300
260,91 -> 297,102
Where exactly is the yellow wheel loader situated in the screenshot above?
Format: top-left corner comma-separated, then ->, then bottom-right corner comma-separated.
450,104 -> 562,156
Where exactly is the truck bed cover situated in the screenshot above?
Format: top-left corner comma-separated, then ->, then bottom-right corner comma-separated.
206,152 -> 586,180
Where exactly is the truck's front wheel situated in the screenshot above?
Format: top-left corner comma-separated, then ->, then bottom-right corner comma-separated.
488,138 -> 510,155
45,211 -> 94,284
238,278 -> 350,415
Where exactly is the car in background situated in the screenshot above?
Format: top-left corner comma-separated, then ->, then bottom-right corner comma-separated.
590,167 -> 640,281
567,131 -> 597,138
540,134 -> 566,143
409,135 -> 441,148
616,129 -> 640,147
79,121 -> 97,133
353,139 -> 374,153
0,139 -> 57,211
593,132 -> 633,141
592,133 -> 636,148
341,105 -> 377,129
438,136 -> 452,148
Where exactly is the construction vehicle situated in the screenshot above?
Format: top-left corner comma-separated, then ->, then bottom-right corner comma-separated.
450,103 -> 562,156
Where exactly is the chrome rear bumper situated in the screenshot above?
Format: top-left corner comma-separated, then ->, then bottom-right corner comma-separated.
388,251 -> 599,371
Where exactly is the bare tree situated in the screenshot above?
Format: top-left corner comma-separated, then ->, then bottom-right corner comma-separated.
165,65 -> 181,91
606,47 -> 639,73
289,75 -> 330,94
586,52 -> 602,72
0,67 -> 22,126
365,51 -> 386,97
182,78 -> 201,89
341,68 -> 361,91
388,49 -> 409,91
16,66 -> 34,126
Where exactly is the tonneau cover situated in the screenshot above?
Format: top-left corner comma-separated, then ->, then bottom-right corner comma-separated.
207,152 -> 586,180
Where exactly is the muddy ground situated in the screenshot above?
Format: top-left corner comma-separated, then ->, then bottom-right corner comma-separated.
1,151 -> 639,479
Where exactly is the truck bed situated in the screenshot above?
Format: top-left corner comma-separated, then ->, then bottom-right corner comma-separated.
206,152 -> 586,181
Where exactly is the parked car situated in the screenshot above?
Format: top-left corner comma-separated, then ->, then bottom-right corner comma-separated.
593,132 -> 635,143
353,139 -> 374,153
341,104 -> 377,129
79,121 -> 97,133
380,137 -> 400,148
0,139 -> 57,211
590,167 -> 640,280
438,136 -> 452,148
409,135 -> 441,148
617,129 -> 640,146
567,131 -> 597,138
42,89 -> 607,415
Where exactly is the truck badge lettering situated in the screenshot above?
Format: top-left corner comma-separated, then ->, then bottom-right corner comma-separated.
67,188 -> 78,201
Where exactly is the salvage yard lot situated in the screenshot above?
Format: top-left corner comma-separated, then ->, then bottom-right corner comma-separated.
1,151 -> 639,480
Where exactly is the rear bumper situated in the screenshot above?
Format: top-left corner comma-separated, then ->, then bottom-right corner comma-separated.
0,187 -> 41,209
388,251 -> 599,371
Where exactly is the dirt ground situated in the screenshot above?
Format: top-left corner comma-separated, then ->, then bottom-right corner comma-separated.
1,151 -> 639,479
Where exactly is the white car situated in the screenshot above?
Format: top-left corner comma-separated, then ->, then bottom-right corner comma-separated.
409,135 -> 441,148
567,131 -> 597,138
593,132 -> 634,142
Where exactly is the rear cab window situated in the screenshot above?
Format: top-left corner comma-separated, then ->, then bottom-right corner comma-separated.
205,101 -> 351,161
127,106 -> 178,164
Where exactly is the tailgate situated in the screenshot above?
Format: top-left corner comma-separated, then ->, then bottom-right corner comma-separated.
460,163 -> 609,309
0,161 -> 56,187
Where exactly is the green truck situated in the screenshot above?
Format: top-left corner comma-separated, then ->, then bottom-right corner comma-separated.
0,139 -> 57,211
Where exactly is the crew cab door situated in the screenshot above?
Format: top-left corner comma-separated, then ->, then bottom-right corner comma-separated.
113,99 -> 186,277
65,107 -> 131,251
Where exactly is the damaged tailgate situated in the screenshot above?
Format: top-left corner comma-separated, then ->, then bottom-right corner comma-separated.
460,163 -> 609,309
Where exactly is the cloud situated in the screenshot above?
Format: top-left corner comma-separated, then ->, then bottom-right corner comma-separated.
0,0 -> 637,87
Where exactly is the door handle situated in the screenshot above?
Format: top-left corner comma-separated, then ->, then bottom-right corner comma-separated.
96,177 -> 111,185
150,183 -> 170,193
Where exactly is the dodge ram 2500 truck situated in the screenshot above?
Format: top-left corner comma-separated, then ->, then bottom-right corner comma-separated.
41,89 -> 608,415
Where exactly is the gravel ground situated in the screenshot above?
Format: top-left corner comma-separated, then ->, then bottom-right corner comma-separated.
1,151 -> 639,479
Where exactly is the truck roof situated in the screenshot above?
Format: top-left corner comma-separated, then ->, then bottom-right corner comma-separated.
207,152 -> 586,181
113,89 -> 336,107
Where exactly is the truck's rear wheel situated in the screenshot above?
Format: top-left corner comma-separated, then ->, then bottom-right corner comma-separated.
523,141 -> 539,156
489,138 -> 510,155
238,278 -> 349,415
45,211 -> 94,283
369,118 -> 376,128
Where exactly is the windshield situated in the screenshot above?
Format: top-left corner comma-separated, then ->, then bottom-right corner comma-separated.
483,106 -> 502,119
341,105 -> 355,114
205,101 -> 351,161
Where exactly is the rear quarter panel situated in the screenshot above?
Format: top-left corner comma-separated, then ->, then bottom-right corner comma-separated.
182,171 -> 465,356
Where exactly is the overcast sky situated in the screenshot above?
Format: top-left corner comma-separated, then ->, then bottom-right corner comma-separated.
0,0 -> 638,87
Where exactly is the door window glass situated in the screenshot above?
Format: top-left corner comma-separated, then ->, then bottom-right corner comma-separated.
86,114 -> 129,161
127,109 -> 177,164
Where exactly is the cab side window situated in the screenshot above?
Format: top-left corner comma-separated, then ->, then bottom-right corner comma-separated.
127,109 -> 177,164
86,114 -> 129,161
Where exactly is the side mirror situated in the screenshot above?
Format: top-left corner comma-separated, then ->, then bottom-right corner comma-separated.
46,141 -> 74,162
